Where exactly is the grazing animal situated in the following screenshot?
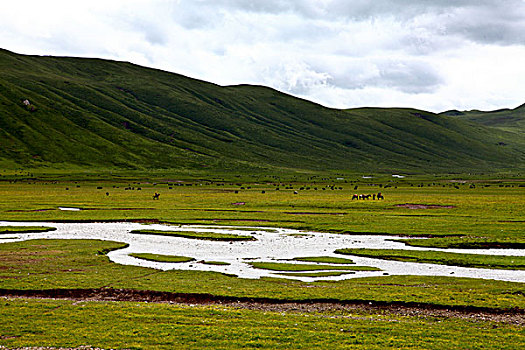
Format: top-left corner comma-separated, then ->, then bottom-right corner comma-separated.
377,192 -> 384,200
352,194 -> 359,200
152,192 -> 160,200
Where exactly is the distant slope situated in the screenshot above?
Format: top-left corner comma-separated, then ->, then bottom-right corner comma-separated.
1,49 -> 524,173
441,104 -> 525,135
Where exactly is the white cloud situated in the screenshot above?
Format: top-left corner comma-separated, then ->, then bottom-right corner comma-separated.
1,0 -> 524,112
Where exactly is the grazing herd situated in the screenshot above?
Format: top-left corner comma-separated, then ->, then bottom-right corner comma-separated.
352,192 -> 384,200
85,184 -> 386,201
141,182 -> 387,200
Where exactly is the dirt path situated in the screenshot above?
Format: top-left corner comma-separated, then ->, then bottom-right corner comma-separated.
1,288 -> 523,325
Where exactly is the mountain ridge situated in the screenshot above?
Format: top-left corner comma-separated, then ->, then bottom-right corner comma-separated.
441,103 -> 525,136
1,49 -> 524,173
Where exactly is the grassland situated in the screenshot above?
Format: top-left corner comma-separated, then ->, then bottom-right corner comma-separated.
0,226 -> 56,234
0,173 -> 523,348
0,238 -> 523,309
1,172 -> 522,245
335,249 -> 525,270
1,298 -> 523,350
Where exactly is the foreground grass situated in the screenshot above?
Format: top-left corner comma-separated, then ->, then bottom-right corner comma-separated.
1,298 -> 523,350
336,249 -> 525,270
0,239 -> 523,310
129,253 -> 195,263
131,229 -> 256,241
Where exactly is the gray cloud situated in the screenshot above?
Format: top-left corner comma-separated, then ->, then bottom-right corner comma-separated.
322,59 -> 442,94
184,0 -> 525,46
443,5 -> 525,45
373,60 -> 443,93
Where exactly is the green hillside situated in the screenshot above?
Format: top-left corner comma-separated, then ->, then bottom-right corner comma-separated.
1,49 -> 524,173
441,104 -> 525,135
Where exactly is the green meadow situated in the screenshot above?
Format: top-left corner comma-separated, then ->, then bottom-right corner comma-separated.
0,172 -> 524,348
1,171 -> 523,244
335,249 -> 525,270
0,298 -> 523,350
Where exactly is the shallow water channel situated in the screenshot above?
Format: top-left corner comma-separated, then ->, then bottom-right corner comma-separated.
1,221 -> 524,283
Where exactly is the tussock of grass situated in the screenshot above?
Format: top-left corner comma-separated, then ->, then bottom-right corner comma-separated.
202,261 -> 231,266
293,256 -> 355,264
129,253 -> 195,263
130,229 -> 256,241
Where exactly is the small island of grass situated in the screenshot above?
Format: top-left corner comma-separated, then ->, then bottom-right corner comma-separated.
0,226 -> 57,234
335,248 -> 525,270
130,229 -> 256,241
201,261 -> 231,266
396,237 -> 525,249
292,256 -> 355,264
129,253 -> 195,263
249,261 -> 380,272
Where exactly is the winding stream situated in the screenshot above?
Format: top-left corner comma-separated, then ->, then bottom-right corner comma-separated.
1,221 -> 524,282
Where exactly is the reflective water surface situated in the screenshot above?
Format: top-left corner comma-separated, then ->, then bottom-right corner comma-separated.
1,221 -> 524,282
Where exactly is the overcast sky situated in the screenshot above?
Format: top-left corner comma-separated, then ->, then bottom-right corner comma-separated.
2,0 -> 525,112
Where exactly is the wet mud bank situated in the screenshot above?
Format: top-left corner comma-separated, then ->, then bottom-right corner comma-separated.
1,288 -> 523,324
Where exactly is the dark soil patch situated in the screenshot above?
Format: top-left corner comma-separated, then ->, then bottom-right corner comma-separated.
0,288 -> 523,325
396,204 -> 455,209
7,209 -> 53,212
87,208 -> 157,211
285,212 -> 346,215
192,218 -> 304,223
200,209 -> 265,213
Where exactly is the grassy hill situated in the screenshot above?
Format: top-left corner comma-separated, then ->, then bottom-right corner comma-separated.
441,104 -> 525,135
1,48 -> 524,173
